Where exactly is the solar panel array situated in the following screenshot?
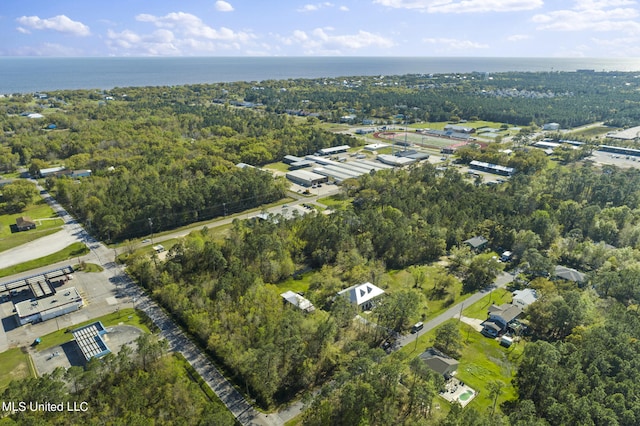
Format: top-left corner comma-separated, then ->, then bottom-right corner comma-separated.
72,323 -> 110,360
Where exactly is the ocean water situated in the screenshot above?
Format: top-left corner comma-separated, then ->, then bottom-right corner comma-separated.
2,57 -> 640,94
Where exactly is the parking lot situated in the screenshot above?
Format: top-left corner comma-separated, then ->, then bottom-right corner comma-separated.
32,324 -> 144,376
588,151 -> 640,169
0,262 -> 138,355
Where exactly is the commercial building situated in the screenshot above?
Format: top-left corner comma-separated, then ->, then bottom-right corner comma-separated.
317,145 -> 350,156
72,322 -> 111,361
14,287 -> 83,326
469,160 -> 515,176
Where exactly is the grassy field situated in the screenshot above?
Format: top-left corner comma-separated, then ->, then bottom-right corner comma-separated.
35,307 -> 151,352
564,125 -> 612,139
277,273 -> 314,294
317,195 -> 350,210
0,242 -> 89,278
0,201 -> 64,252
0,347 -> 36,392
263,161 -> 290,173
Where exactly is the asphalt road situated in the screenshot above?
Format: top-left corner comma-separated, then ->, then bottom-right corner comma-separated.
395,271 -> 514,349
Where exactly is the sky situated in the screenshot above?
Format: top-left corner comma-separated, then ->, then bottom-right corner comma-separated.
1,0 -> 640,57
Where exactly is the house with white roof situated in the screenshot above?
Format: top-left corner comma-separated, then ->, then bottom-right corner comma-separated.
512,289 -> 538,308
338,282 -> 385,311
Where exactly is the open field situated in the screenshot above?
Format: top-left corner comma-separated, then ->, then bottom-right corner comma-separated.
564,125 -> 613,139
0,347 -> 36,392
0,242 -> 89,278
0,201 -> 64,252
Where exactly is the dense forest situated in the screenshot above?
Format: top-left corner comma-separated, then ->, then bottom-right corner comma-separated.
0,89 -> 354,240
124,158 -> 640,423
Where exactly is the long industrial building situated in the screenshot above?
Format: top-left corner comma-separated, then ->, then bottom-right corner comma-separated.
14,287 -> 83,326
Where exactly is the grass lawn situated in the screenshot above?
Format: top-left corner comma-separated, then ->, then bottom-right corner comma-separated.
0,242 -> 89,278
263,162 -> 290,173
0,201 -> 64,252
317,195 -> 350,210
462,288 -> 512,320
74,262 -> 104,273
35,308 -> 151,352
276,273 -> 313,294
398,318 -> 523,415
0,347 -> 36,392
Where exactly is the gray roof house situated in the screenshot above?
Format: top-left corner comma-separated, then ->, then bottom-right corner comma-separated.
463,236 -> 488,252
554,265 -> 586,283
418,348 -> 459,378
482,303 -> 522,337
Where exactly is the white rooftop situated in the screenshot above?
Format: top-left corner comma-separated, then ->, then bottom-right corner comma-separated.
338,282 -> 385,307
512,289 -> 538,307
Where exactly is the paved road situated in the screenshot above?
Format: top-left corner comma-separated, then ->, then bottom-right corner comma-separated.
1,184 -> 280,425
395,271 -> 514,349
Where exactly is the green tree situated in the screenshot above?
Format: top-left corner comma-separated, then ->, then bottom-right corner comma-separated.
434,321 -> 462,357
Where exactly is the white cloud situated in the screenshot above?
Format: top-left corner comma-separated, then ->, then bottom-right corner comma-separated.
108,12 -> 256,55
422,37 -> 489,49
215,1 -> 235,12
16,15 -> 90,36
136,12 -> 253,42
297,2 -> 335,12
373,0 -> 543,13
507,34 -> 531,41
574,0 -> 637,10
281,28 -> 394,54
532,6 -> 640,33
340,5 -> 350,11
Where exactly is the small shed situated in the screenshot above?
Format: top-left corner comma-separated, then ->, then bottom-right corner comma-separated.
281,291 -> 315,313
16,216 -> 36,231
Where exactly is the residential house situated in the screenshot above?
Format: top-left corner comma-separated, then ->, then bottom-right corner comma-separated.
463,236 -> 488,252
554,265 -> 586,284
281,291 -> 315,313
512,289 -> 538,309
481,303 -> 522,337
16,216 -> 36,231
418,348 -> 459,378
338,282 -> 385,311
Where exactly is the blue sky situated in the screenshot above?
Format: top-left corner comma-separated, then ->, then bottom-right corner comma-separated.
1,0 -> 639,57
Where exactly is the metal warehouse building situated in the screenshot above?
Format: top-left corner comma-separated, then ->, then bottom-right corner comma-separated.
286,170 -> 328,187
